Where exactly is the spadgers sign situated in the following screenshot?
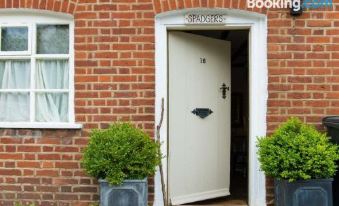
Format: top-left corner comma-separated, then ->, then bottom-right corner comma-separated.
247,0 -> 332,11
184,14 -> 227,24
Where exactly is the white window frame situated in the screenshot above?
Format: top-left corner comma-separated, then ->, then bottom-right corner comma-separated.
0,10 -> 81,129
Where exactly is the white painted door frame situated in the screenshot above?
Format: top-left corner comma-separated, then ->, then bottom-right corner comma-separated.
154,8 -> 268,206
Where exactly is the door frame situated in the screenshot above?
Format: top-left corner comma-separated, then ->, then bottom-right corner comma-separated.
154,8 -> 268,206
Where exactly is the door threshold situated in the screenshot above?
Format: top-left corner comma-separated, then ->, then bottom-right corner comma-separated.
174,199 -> 248,206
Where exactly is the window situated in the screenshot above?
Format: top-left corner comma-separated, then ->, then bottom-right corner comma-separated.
0,12 -> 80,128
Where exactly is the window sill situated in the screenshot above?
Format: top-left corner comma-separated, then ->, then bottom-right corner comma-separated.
0,122 -> 83,129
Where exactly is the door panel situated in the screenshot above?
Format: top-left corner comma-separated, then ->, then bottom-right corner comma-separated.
168,31 -> 231,205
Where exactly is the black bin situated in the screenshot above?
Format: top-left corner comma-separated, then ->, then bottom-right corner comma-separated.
323,116 -> 339,206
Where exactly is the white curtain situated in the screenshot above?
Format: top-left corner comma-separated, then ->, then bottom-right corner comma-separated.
35,60 -> 69,122
0,60 -> 30,121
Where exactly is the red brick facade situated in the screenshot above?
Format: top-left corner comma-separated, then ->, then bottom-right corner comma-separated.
0,0 -> 338,205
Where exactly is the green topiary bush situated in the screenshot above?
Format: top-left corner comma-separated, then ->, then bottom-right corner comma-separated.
257,117 -> 339,182
82,122 -> 161,185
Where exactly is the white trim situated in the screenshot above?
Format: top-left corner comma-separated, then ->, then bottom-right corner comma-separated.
68,19 -> 76,126
171,188 -> 230,205
34,54 -> 70,59
0,9 -> 73,21
0,122 -> 82,129
0,55 -> 69,60
0,89 -> 69,92
154,8 -> 267,206
0,10 -> 79,129
0,56 -> 31,59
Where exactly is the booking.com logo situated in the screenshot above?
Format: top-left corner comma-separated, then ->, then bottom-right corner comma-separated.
247,0 -> 333,11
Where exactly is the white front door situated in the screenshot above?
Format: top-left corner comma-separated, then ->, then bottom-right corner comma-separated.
168,31 -> 231,205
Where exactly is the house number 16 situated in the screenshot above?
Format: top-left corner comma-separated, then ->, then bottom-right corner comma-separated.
200,58 -> 207,64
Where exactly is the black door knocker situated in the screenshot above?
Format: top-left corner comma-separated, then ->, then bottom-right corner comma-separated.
220,83 -> 230,99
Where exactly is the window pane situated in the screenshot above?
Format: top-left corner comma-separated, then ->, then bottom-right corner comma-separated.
1,27 -> 28,51
0,93 -> 29,121
0,60 -> 30,89
36,93 -> 68,122
37,25 -> 69,54
36,60 -> 69,89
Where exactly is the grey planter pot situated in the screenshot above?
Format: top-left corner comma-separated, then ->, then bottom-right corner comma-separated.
99,178 -> 148,206
275,178 -> 333,206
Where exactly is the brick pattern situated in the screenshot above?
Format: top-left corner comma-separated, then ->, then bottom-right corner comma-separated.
0,0 -> 77,14
267,9 -> 339,131
0,0 -> 339,205
0,129 -> 98,206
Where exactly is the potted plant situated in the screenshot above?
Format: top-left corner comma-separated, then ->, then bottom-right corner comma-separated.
257,117 -> 339,206
82,122 -> 161,206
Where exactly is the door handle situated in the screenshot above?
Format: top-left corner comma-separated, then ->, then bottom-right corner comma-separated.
192,108 -> 213,119
220,83 -> 230,99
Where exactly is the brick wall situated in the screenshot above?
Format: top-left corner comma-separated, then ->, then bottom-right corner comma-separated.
0,0 -> 338,205
0,129 -> 98,205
